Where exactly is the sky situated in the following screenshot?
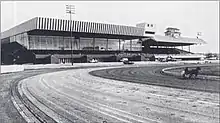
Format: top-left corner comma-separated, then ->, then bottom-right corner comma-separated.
1,1 -> 219,53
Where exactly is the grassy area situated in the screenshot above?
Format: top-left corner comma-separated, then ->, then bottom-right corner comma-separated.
169,64 -> 220,76
199,65 -> 220,76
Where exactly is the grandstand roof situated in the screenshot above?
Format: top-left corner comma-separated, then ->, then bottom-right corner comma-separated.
153,35 -> 206,45
1,17 -> 206,46
1,17 -> 145,40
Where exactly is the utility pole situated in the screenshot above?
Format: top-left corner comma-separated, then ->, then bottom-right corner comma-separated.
66,5 -> 75,65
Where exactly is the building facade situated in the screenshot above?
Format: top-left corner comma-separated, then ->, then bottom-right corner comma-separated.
1,17 -> 205,64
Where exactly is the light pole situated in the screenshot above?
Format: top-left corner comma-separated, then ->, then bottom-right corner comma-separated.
66,5 -> 75,65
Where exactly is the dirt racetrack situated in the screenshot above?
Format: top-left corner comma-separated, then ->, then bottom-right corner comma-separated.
1,63 -> 219,123
0,65 -> 114,123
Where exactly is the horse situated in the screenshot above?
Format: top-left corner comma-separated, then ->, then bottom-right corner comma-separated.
181,67 -> 201,78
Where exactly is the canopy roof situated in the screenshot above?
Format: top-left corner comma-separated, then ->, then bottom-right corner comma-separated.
148,35 -> 206,46
1,17 -> 145,40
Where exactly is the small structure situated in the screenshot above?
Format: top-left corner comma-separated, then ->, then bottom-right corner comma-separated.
165,27 -> 181,38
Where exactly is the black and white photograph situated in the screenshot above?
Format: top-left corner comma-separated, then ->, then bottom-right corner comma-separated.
0,1 -> 219,123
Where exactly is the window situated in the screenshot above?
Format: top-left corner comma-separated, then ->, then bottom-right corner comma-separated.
58,37 -> 64,49
53,36 -> 59,50
29,35 -> 39,49
108,39 -> 120,51
40,36 -> 47,49
80,37 -> 93,50
94,38 -> 107,50
64,37 -> 71,49
47,37 -> 53,49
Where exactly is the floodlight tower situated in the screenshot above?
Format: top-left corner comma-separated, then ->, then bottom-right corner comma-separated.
66,5 -> 75,65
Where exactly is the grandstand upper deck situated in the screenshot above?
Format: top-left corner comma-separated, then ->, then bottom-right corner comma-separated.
1,17 -> 206,46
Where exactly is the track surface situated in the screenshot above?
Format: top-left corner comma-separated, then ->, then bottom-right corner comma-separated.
18,64 -> 219,123
0,69 -> 63,123
90,64 -> 220,93
0,65 -> 111,123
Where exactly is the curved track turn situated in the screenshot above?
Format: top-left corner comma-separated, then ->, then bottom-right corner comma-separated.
16,64 -> 219,123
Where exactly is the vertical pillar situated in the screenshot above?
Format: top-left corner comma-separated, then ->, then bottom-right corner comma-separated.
33,36 -> 36,50
119,39 -> 121,52
139,39 -> 142,52
78,37 -> 80,50
44,36 -> 48,50
63,36 -> 65,50
74,37 -> 77,50
188,45 -> 190,52
106,38 -> 108,51
122,40 -> 124,51
39,36 -> 42,50
93,38 -> 95,50
71,37 -> 74,50
130,39 -> 132,51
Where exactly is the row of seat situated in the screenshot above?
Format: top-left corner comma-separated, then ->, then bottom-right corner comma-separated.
147,48 -> 180,54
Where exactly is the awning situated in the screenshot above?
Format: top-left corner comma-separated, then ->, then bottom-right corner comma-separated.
152,35 -> 206,44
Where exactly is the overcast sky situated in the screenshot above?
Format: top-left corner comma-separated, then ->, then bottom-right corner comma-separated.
1,1 -> 219,53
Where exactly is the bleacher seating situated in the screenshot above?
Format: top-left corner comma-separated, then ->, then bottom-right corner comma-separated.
147,48 -> 180,54
145,48 -> 194,55
174,48 -> 193,54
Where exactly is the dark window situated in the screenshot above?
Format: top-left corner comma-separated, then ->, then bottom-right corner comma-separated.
145,31 -> 155,34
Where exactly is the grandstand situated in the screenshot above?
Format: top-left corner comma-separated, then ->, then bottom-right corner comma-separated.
1,17 -> 206,64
